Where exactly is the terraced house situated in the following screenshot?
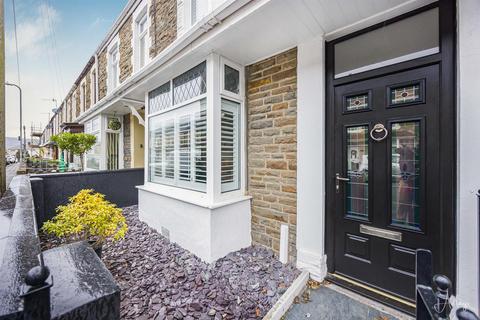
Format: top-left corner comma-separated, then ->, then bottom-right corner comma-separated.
39,0 -> 480,315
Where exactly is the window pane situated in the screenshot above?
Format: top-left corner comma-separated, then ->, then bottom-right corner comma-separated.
164,121 -> 175,179
391,121 -> 421,230
149,119 -> 163,182
86,156 -> 100,170
390,83 -> 421,106
194,107 -> 207,184
191,0 -> 197,25
334,8 -> 439,77
345,93 -> 369,112
346,126 -> 369,220
224,65 -> 240,94
148,99 -> 207,191
149,82 -> 171,113
173,61 -> 206,105
179,115 -> 191,181
221,99 -> 240,192
139,36 -> 146,68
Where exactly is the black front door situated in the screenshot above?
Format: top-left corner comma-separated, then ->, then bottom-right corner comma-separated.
332,65 -> 441,301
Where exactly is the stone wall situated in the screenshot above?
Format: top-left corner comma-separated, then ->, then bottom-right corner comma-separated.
75,87 -> 81,118
246,48 -> 297,259
123,114 -> 131,169
119,16 -> 133,83
98,49 -> 108,100
149,0 -> 177,58
85,71 -> 91,110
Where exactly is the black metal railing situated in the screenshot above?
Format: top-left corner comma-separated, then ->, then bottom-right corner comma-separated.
416,249 -> 480,320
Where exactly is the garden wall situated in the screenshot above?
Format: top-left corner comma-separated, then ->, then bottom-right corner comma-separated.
31,168 -> 144,226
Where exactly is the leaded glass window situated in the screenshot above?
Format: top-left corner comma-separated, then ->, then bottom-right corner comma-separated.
390,83 -> 421,106
345,93 -> 369,112
346,126 -> 369,220
224,65 -> 240,94
149,82 -> 171,113
391,121 -> 421,230
173,62 -> 206,105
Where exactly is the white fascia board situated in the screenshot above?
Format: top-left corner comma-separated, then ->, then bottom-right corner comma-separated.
75,0 -> 258,123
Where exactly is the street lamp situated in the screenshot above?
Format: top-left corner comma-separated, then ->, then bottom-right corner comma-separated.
5,82 -> 23,161
5,82 -> 24,162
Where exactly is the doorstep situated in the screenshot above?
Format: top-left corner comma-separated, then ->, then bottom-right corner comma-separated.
283,280 -> 413,320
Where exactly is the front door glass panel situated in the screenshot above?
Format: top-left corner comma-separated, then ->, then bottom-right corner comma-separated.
391,121 -> 421,230
346,126 -> 369,220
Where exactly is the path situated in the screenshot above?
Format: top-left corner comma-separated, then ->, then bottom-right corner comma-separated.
285,283 -> 412,320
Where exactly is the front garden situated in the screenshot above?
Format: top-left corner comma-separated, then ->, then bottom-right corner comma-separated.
39,190 -> 300,320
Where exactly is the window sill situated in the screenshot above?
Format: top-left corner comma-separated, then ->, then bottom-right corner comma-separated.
136,184 -> 251,209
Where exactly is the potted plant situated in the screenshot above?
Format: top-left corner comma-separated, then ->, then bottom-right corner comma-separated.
108,117 -> 121,131
41,189 -> 128,257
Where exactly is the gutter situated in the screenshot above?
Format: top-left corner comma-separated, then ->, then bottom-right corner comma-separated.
76,0 -> 252,123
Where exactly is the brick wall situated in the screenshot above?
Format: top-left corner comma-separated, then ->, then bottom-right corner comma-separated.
149,0 -> 177,58
98,49 -> 108,100
246,48 -> 297,259
119,16 -> 133,83
123,114 -> 131,168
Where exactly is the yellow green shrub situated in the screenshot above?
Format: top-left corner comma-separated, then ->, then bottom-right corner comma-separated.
42,189 -> 128,246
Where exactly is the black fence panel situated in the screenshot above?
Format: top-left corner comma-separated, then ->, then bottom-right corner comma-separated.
30,168 -> 144,227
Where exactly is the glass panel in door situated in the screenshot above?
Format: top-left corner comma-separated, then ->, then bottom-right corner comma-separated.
391,121 -> 421,230
346,126 -> 369,220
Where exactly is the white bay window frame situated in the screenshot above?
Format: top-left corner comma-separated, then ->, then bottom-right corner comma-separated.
143,53 -> 246,206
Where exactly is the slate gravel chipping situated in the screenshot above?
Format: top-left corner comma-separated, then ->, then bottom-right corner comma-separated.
102,205 -> 300,320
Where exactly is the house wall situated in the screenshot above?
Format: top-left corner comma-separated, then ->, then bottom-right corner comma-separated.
457,0 -> 480,312
98,49 -> 108,100
85,72 -> 91,109
123,114 -> 131,168
119,16 -> 133,83
149,0 -> 177,58
246,48 -> 297,259
296,36 -> 327,280
75,87 -> 81,118
131,112 -> 145,168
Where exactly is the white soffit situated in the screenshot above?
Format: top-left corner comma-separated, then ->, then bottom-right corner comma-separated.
197,0 -> 437,65
123,0 -> 436,100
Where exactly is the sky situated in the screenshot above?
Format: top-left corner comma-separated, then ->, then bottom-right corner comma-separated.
4,0 -> 128,138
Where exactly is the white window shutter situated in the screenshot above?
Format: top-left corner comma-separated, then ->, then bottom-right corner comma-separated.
221,99 -> 240,192
177,0 -> 185,34
194,108 -> 207,184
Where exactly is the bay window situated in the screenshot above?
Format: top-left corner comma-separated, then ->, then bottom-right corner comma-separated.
146,55 -> 244,203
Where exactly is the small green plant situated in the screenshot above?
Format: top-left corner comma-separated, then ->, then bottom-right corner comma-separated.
51,132 -> 96,171
42,189 -> 128,247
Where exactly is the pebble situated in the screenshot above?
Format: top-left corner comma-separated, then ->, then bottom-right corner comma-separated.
42,205 -> 300,319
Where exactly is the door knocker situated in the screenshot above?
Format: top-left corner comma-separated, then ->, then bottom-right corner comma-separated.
370,123 -> 388,142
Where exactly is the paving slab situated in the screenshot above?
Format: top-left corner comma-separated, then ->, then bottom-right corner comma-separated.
285,283 -> 413,320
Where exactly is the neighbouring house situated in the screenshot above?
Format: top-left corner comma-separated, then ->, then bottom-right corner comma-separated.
37,0 -> 480,315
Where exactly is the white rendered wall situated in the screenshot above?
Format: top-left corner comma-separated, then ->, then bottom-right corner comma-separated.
296,36 -> 327,280
138,188 -> 251,263
456,0 -> 480,312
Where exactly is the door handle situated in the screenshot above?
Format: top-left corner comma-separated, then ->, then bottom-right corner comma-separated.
336,173 -> 350,193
